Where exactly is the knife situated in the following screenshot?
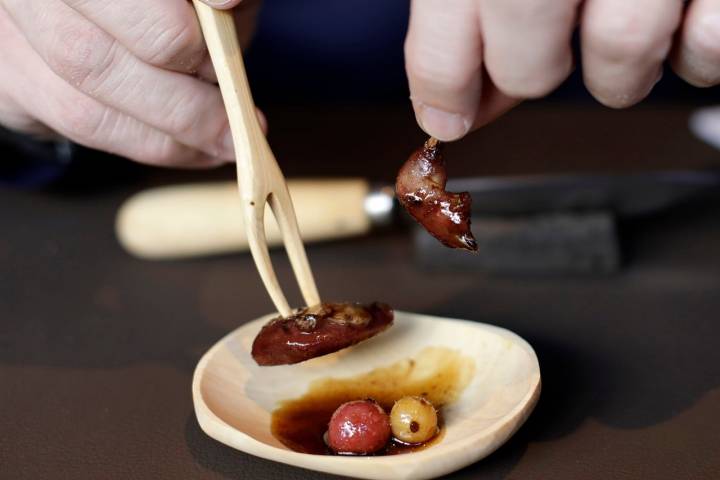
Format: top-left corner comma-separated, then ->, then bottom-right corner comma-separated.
116,178 -> 394,259
116,172 -> 720,260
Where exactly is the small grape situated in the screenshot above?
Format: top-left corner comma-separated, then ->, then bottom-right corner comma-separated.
390,396 -> 438,444
327,400 -> 391,454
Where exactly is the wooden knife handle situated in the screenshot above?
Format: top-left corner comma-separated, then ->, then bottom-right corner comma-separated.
116,178 -> 372,259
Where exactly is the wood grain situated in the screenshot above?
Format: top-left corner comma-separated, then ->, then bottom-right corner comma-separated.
115,179 -> 372,259
192,311 -> 541,480
192,2 -> 320,316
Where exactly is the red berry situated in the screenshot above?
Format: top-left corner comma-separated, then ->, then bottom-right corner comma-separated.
327,400 -> 391,454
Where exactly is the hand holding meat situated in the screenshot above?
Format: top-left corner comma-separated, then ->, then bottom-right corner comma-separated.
405,0 -> 720,142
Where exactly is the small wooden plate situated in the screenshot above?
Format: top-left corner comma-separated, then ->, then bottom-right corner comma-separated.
192,311 -> 541,480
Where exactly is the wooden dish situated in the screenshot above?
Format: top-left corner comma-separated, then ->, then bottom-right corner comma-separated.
192,311 -> 541,480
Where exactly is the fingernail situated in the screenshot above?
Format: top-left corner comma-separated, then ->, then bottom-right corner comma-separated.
203,0 -> 237,8
415,103 -> 471,141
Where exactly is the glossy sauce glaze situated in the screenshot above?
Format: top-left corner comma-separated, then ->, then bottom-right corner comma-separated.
251,302 -> 394,366
395,138 -> 477,251
271,346 -> 475,455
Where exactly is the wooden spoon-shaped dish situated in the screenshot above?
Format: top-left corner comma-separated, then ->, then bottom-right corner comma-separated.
192,312 -> 540,480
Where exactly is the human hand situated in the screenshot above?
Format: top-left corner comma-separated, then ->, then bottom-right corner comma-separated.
0,0 -> 261,167
405,0 -> 719,142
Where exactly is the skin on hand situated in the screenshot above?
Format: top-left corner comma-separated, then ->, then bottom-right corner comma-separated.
405,0 -> 717,142
672,0 -> 720,87
0,0 -> 262,167
2,0 -> 717,164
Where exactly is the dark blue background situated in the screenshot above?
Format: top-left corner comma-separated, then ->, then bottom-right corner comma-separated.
245,0 -> 720,106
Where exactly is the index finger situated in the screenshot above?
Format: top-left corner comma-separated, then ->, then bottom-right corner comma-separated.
62,0 -> 208,74
405,0 -> 483,141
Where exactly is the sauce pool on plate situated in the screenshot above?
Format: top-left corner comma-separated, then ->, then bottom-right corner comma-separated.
271,346 -> 475,455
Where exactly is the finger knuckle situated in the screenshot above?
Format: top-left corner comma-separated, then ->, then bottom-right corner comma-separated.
141,18 -> 206,71
0,104 -> 40,134
46,25 -> 117,91
164,97 -> 203,138
134,137 -> 177,165
60,99 -> 107,141
586,12 -> 670,62
137,137 -> 184,166
405,45 -> 477,98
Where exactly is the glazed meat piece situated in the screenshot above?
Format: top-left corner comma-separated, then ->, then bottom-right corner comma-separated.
395,138 -> 477,251
251,302 -> 394,366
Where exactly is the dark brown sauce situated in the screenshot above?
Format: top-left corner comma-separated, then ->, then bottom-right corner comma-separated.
271,347 -> 475,455
382,423 -> 446,455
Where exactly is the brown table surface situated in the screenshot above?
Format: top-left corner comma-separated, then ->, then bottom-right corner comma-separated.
2,105 -> 720,479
